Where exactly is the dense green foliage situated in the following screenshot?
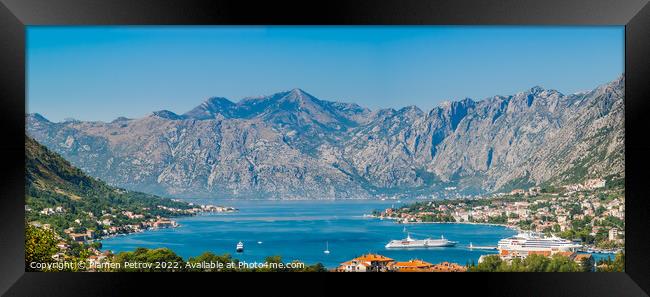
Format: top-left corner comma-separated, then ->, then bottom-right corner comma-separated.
469,254 -> 582,272
113,248 -> 186,272
111,248 -> 327,272
25,223 -> 58,271
25,136 -> 193,236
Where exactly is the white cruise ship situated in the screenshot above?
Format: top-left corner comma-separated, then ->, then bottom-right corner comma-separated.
497,232 -> 581,252
385,233 -> 457,249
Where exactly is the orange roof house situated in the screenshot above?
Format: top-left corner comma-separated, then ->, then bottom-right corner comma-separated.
390,259 -> 435,272
528,250 -> 552,257
336,254 -> 467,272
430,262 -> 467,272
573,254 -> 593,261
393,259 -> 433,268
336,254 -> 394,272
573,253 -> 595,271
555,251 -> 576,258
355,254 -> 394,263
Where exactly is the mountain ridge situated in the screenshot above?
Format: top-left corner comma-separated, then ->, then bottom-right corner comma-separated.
25,135 -> 193,235
27,76 -> 624,199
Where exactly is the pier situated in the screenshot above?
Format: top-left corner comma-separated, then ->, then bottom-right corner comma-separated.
468,242 -> 497,250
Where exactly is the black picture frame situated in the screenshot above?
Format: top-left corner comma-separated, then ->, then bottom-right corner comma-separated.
1,0 -> 649,296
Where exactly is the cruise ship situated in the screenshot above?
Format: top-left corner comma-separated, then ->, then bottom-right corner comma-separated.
385,233 -> 457,249
497,232 -> 582,252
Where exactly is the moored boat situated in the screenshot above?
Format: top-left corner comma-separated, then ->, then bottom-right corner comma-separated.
497,232 -> 581,252
385,232 -> 457,249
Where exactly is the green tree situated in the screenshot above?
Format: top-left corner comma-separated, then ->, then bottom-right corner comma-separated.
612,251 -> 625,272
25,224 -> 58,271
523,254 -> 550,272
579,257 -> 593,272
187,252 -> 238,272
299,262 -> 327,272
546,254 -> 579,272
113,247 -> 186,272
471,255 -> 502,272
258,255 -> 283,272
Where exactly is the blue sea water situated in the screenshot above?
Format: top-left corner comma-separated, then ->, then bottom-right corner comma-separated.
100,199 -> 520,268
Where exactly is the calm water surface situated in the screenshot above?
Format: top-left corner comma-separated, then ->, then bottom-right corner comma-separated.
101,199 -> 520,268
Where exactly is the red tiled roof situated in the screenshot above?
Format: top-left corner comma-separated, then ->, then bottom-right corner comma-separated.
355,254 -> 394,262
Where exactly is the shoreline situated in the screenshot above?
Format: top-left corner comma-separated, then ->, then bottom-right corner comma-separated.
96,210 -> 235,246
367,214 -> 521,232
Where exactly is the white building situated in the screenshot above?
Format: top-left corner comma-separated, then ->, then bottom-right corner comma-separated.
608,228 -> 619,241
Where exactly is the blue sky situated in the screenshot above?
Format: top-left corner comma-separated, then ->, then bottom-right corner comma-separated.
27,26 -> 624,122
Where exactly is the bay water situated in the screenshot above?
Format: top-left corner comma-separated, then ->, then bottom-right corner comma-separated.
101,199 -> 522,268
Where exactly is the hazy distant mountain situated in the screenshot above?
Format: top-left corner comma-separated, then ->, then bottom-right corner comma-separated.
27,77 -> 624,199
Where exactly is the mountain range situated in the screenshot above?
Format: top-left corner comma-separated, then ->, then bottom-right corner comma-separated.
26,76 -> 624,199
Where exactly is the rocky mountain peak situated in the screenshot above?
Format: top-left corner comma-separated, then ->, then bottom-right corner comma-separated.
152,110 -> 184,120
205,96 -> 235,107
288,88 -> 310,98
529,85 -> 545,94
398,105 -> 424,117
183,96 -> 235,120
111,116 -> 131,123
277,88 -> 319,106
28,113 -> 50,123
26,77 -> 624,199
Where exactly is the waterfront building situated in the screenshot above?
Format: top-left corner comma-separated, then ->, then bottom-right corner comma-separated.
336,254 -> 394,272
69,232 -> 87,242
153,219 -> 177,228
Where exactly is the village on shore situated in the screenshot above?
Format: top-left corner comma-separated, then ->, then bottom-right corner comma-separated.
372,178 -> 624,253
27,177 -> 625,272
27,202 -> 237,268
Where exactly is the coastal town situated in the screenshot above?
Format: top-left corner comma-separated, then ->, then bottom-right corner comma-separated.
328,176 -> 626,273
27,202 -> 238,270
372,178 -> 625,253
29,202 -> 237,242
25,203 -> 237,242
26,168 -> 624,273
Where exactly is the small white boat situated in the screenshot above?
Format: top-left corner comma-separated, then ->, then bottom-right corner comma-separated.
257,241 -> 263,244
236,241 -> 244,253
324,241 -> 330,254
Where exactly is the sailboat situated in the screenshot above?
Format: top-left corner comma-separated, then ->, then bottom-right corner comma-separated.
323,241 -> 330,254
